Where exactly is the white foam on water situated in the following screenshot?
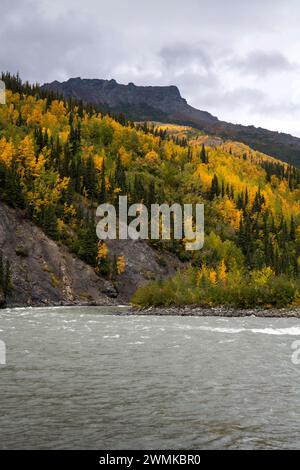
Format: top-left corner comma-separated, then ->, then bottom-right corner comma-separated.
186,325 -> 300,336
197,326 -> 246,334
103,334 -> 120,339
61,326 -> 75,332
251,326 -> 300,336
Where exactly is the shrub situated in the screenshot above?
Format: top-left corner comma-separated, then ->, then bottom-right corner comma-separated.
131,266 -> 300,309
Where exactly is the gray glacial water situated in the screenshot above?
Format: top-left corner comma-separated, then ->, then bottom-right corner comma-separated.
1,306 -> 300,449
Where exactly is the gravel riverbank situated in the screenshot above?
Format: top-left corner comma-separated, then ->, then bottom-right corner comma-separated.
130,305 -> 300,318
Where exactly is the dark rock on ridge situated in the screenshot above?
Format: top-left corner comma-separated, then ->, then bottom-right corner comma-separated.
43,77 -> 217,125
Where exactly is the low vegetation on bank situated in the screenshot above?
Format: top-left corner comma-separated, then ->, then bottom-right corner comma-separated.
132,265 -> 300,309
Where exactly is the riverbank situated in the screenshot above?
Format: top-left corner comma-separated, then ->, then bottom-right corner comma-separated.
3,302 -> 300,318
131,305 -> 300,318
0,299 -> 119,309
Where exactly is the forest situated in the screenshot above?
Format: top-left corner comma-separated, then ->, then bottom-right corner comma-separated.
1,73 -> 300,307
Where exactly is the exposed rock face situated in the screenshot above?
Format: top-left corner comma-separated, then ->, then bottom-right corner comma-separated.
107,239 -> 183,300
0,203 -> 183,307
0,203 -> 116,307
43,77 -> 300,166
42,77 -> 218,125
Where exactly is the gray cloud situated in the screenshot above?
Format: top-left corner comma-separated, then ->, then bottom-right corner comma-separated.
200,87 -> 266,112
159,43 -> 213,71
229,50 -> 295,76
1,0 -> 300,135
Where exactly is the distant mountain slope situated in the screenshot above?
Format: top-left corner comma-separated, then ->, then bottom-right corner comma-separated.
43,77 -> 300,166
42,77 -> 218,125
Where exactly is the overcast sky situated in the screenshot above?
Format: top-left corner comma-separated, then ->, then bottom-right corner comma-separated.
1,0 -> 300,135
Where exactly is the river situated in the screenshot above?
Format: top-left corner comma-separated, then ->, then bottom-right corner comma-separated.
1,306 -> 300,449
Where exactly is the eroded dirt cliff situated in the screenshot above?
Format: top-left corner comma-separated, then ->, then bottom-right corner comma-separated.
0,203 -> 182,307
0,203 -> 115,307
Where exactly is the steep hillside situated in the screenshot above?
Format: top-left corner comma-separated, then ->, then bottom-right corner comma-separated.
43,77 -> 300,166
0,202 -> 181,307
1,73 -> 300,308
0,202 -> 115,307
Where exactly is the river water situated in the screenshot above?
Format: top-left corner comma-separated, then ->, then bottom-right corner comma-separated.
1,306 -> 300,449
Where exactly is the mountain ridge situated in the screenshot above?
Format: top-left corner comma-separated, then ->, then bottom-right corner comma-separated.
43,77 -> 218,125
42,77 -> 300,166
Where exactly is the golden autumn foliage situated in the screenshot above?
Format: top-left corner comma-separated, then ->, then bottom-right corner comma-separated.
209,270 -> 217,285
1,79 -> 300,290
93,154 -> 104,171
144,150 -> 159,165
97,241 -> 108,260
118,146 -> 132,166
218,259 -> 227,284
17,136 -> 36,174
215,198 -> 241,231
0,137 -> 14,167
117,255 -> 126,274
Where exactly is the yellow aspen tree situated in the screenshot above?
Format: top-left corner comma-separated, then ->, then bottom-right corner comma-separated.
145,150 -> 159,165
57,218 -> 66,235
117,256 -> 126,274
0,137 -> 15,167
209,270 -> 217,285
119,146 -> 132,166
63,203 -> 77,219
34,153 -> 46,177
17,135 -> 36,173
97,241 -> 108,261
93,154 -> 104,172
218,260 -> 227,285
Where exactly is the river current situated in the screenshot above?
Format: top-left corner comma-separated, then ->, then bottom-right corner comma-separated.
0,306 -> 300,449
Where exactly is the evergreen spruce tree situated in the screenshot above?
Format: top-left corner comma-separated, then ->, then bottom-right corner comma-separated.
221,180 -> 225,198
290,215 -> 296,241
115,155 -> 126,193
78,216 -> 98,266
209,174 -> 219,200
99,159 -> 106,204
200,144 -> 207,164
